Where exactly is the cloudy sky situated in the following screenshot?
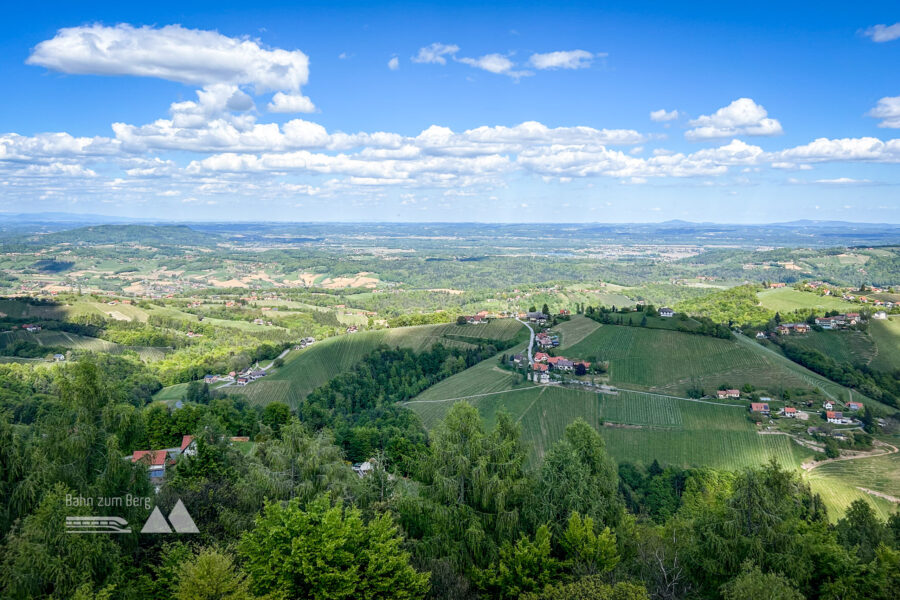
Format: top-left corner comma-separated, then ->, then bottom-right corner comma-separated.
1,1 -> 899,223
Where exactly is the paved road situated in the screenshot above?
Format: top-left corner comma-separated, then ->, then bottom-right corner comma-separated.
516,317 -> 535,364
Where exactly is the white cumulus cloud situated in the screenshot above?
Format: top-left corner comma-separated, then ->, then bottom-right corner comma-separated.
650,109 -> 680,122
28,24 -> 311,93
868,96 -> 900,128
685,98 -> 783,140
457,53 -> 530,78
388,57 -> 399,70
267,92 -> 316,113
411,43 -> 459,64
863,23 -> 900,42
528,50 -> 595,70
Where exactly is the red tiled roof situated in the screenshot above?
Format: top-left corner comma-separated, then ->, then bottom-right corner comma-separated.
784,407 -> 797,413
180,435 -> 194,452
132,449 -> 167,466
826,411 -> 836,418
750,403 -> 769,412
532,363 -> 549,372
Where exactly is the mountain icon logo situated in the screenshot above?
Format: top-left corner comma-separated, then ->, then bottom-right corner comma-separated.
141,500 -> 199,534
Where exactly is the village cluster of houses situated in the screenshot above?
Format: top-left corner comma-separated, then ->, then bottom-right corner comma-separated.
823,400 -> 864,424
513,351 -> 592,383
535,331 -> 560,349
768,311 -> 878,336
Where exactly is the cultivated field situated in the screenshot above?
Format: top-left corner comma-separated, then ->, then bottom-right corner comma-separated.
409,386 -> 812,469
868,317 -> 900,372
806,450 -> 900,522
786,330 -> 876,367
563,325 -> 793,395
757,288 -> 855,313
0,329 -> 167,362
552,316 -> 600,349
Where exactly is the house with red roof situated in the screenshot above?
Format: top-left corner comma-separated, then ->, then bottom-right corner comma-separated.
532,363 -> 549,372
783,407 -> 798,418
717,389 -> 741,399
847,401 -> 864,412
132,449 -> 169,480
750,402 -> 770,415
826,411 -> 843,424
534,352 -> 550,363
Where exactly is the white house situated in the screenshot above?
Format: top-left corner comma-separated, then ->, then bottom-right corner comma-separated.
823,401 -> 834,410
872,311 -> 887,320
659,307 -> 675,318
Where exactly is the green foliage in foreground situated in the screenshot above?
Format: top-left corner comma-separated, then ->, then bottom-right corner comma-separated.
240,494 -> 430,600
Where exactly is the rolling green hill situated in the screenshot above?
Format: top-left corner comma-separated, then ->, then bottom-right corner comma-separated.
227,319 -> 527,407
0,329 -> 167,362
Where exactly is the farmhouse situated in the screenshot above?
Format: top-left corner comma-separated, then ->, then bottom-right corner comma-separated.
23,324 -> 41,332
826,411 -> 843,424
532,362 -> 549,372
527,311 -> 549,323
783,406 -> 798,417
53,353 -> 65,361
131,450 -> 169,481
717,389 -> 741,399
659,307 -> 675,318
823,401 -> 834,410
180,435 -> 197,457
750,402 -> 770,415
847,401 -> 864,411
533,371 -> 550,384
236,376 -> 249,386
534,352 -> 550,363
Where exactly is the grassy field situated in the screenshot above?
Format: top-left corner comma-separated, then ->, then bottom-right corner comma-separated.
806,450 -> 899,522
0,329 -> 167,362
228,319 -> 527,407
786,330 -> 876,367
869,317 -> 900,372
562,324 -> 787,395
757,288 -> 855,313
408,386 -> 812,469
552,317 -> 600,349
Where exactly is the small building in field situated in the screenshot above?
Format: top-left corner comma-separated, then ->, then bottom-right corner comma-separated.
826,411 -> 843,424
750,402 -> 770,415
847,401 -> 864,411
872,311 -> 887,320
236,376 -> 249,386
783,407 -> 798,418
53,353 -> 66,361
823,401 -> 834,410
717,389 -> 740,399
659,307 -> 675,318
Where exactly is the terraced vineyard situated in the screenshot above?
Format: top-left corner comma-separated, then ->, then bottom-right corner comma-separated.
0,329 -> 168,362
563,325 -> 778,394
229,319 -> 527,407
409,386 -> 812,469
869,317 -> 900,372
806,450 -> 900,522
785,330 -> 875,367
552,316 -> 600,349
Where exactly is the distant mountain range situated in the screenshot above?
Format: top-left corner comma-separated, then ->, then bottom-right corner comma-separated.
2,212 -> 899,228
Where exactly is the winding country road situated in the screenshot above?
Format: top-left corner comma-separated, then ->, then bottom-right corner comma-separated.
516,317 -> 535,364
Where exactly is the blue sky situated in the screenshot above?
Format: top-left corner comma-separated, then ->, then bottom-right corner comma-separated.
1,1 -> 899,223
